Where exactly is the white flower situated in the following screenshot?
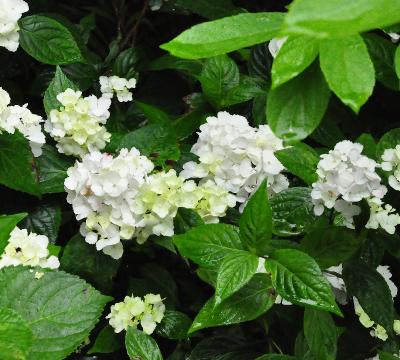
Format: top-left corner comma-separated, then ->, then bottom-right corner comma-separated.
0,227 -> 60,269
366,197 -> 400,234
388,32 -> 400,42
324,264 -> 348,305
107,294 -> 165,334
180,112 -> 288,205
45,89 -> 111,157
381,146 -> 400,191
99,76 -> 137,102
312,140 -> 387,227
268,37 -> 288,58
0,0 -> 29,52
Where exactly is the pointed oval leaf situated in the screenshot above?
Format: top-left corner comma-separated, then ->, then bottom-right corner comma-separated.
125,327 -> 163,360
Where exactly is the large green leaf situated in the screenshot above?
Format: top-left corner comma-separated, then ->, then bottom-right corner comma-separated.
284,0 -> 400,38
270,187 -> 316,237
319,35 -> 375,113
36,145 -> 74,194
271,35 -> 319,88
173,224 -> 243,267
301,226 -> 360,269
44,66 -> 78,115
0,132 -> 41,196
275,143 -> 319,185
265,249 -> 342,315
161,13 -> 284,59
23,202 -> 61,243
0,212 -> 27,254
61,234 -> 121,294
155,310 -> 192,340
0,307 -> 33,360
215,250 -> 259,304
304,308 -> 337,360
0,266 -> 111,360
343,260 -> 394,333
190,274 -> 275,332
267,63 -> 330,141
19,15 -> 87,65
239,181 -> 272,254
125,327 -> 163,360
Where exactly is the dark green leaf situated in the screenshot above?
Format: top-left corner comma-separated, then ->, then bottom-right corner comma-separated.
161,13 -> 284,59
239,181 -> 272,253
377,128 -> 400,158
356,133 -> 377,160
319,35 -> 375,113
190,274 -> 275,332
271,35 -> 319,88
265,249 -> 342,315
267,63 -> 330,141
0,132 -> 41,196
379,351 -> 400,360
173,224 -> 243,267
343,260 -> 394,333
125,327 -> 163,360
215,250 -> 258,304
395,45 -> 400,79
88,325 -> 122,354
19,15 -> 87,65
174,0 -> 244,20
248,42 -> 272,84
0,213 -> 27,254
155,310 -> 192,340
284,0 -> 400,38
0,266 -> 111,360
135,101 -> 171,126
113,48 -> 140,78
304,308 -> 338,360
0,307 -> 33,360
146,54 -> 202,76
174,208 -> 204,235
301,226 -> 360,269
275,143 -> 319,185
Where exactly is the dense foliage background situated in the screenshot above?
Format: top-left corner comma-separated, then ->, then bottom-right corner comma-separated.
1,0 -> 400,359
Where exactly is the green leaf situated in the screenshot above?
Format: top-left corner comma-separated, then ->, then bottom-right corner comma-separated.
256,355 -> 296,360
44,66 -> 78,115
88,325 -> 122,354
0,132 -> 41,196
155,310 -> 192,340
190,274 -> 275,332
173,224 -> 243,267
275,143 -> 319,185
239,180 -> 272,253
377,128 -> 400,158
215,250 -> 259,304
0,213 -> 27,254
23,202 -> 61,243
0,266 -> 111,360
172,107 -> 209,140
343,260 -> 394,333
125,327 -> 163,360
135,101 -> 171,126
271,35 -> 319,88
147,54 -> 202,76
19,15 -> 87,65
174,208 -> 204,235
319,35 -> 375,113
356,133 -> 377,160
248,42 -> 272,84
270,187 -> 316,237
174,0 -> 244,20
267,63 -> 330,141
62,63 -> 99,91
265,249 -> 342,315
301,226 -> 360,269
113,48 -> 140,78
200,55 -> 239,108
364,34 -> 399,91
0,307 -> 33,360
117,124 -> 180,168
304,308 -> 338,360
284,0 -> 400,38
395,45 -> 400,79
61,234 -> 120,294
36,145 -> 74,194
379,351 -> 400,360
160,12 -> 284,59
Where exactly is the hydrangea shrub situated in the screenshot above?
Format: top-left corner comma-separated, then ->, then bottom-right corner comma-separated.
0,0 -> 400,359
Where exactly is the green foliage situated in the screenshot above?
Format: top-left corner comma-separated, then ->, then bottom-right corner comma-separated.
125,327 -> 163,360
0,213 -> 27,254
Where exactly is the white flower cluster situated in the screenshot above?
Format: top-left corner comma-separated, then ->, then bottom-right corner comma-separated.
99,76 -> 137,102
268,37 -> 287,58
381,145 -> 400,191
0,87 -> 45,157
0,0 -> 28,52
65,148 -> 236,259
45,89 -> 111,157
311,140 -> 387,227
107,293 -> 165,334
0,227 -> 60,269
180,112 -> 288,207
366,197 -> 400,234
